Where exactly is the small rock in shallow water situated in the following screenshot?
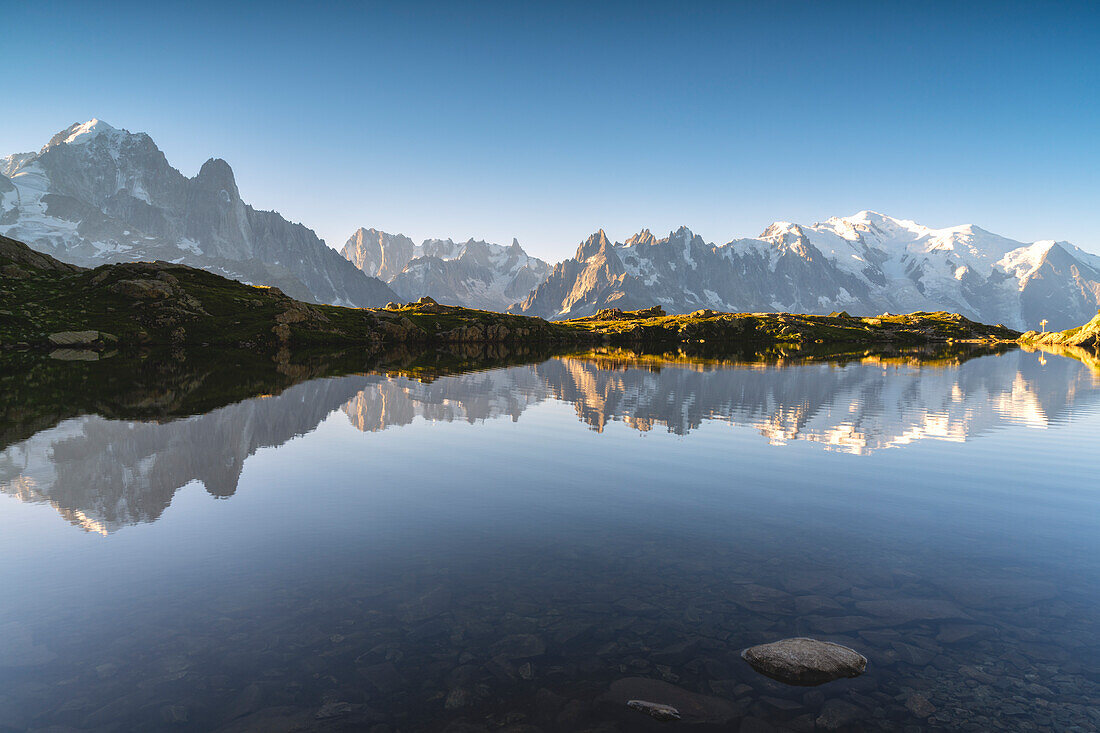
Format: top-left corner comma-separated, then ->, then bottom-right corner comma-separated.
742,637 -> 867,686
626,699 -> 681,721
605,678 -> 737,725
891,641 -> 937,666
794,595 -> 844,615
315,701 -> 353,719
490,634 -> 545,659
906,693 -> 936,718
95,662 -> 118,678
160,705 -> 189,724
816,699 -> 865,730
0,622 -> 57,667
444,688 -> 469,710
936,624 -> 985,644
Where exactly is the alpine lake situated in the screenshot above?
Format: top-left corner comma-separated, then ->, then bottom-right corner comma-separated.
1,342 -> 1097,732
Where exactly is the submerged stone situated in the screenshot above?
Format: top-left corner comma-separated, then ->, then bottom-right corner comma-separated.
490,634 -> 545,659
48,330 -> 101,346
906,692 -> 936,718
741,637 -> 867,686
604,678 -> 737,725
626,699 -> 681,721
0,622 -> 58,667
816,698 -> 866,730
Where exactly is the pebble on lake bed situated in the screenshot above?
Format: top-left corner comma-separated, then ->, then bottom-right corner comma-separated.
742,637 -> 867,685
606,678 -> 738,725
626,699 -> 682,721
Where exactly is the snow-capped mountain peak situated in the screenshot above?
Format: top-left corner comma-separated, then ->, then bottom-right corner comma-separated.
44,118 -> 119,150
837,209 -> 921,230
513,213 -> 1100,330
996,241 -> 1058,285
0,119 -> 397,307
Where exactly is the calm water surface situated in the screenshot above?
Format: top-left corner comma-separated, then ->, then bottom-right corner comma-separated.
1,348 -> 1098,731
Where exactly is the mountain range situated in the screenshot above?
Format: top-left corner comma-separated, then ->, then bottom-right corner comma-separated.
0,120 -> 396,306
341,228 -> 550,312
511,214 -> 1100,330
4,120 -> 1099,328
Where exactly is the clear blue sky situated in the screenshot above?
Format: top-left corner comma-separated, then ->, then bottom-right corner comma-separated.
4,1 -> 1099,259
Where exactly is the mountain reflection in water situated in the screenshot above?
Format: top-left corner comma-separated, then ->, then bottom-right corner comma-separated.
1,345 -> 1099,732
1,347 -> 1095,534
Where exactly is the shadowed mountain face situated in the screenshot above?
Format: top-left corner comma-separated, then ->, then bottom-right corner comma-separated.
511,215 -> 1100,330
341,228 -> 551,311
0,120 -> 397,307
3,347 -> 1096,533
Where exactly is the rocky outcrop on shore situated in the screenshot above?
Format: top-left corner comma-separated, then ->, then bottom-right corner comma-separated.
1019,312 -> 1100,354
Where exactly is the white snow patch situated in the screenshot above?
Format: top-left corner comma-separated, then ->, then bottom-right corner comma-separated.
177,238 -> 203,255
58,119 -> 118,145
996,241 -> 1056,287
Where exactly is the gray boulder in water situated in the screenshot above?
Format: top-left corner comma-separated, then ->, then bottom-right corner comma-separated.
626,700 -> 681,721
741,637 -> 867,685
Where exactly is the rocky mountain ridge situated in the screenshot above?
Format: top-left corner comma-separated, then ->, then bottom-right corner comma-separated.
0,120 -> 397,307
7,121 -> 1097,328
341,228 -> 550,311
0,233 -> 569,352
511,213 -> 1100,330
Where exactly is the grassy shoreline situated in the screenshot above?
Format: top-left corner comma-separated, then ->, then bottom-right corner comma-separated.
3,233 -> 1021,356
